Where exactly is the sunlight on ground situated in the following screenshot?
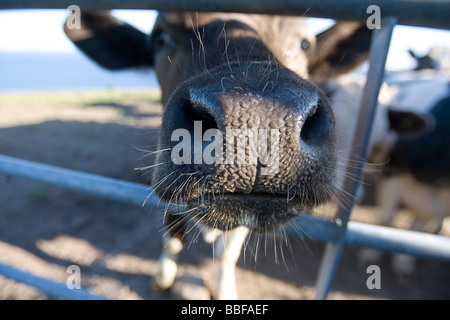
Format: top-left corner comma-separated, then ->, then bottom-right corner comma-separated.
0,89 -> 162,129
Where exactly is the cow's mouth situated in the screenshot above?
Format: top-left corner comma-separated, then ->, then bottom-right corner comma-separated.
183,192 -> 304,232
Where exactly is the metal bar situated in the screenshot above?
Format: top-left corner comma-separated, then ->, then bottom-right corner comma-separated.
314,17 -> 397,300
1,154 -> 449,262
289,216 -> 450,262
1,0 -> 449,30
288,215 -> 340,243
0,154 -> 167,209
1,153 -> 450,299
345,221 -> 450,261
0,262 -> 109,300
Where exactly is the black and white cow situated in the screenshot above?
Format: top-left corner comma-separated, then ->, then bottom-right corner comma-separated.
360,70 -> 450,280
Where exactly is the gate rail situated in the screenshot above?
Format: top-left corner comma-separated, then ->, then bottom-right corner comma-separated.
1,0 -> 449,300
1,154 -> 449,261
1,0 -> 449,29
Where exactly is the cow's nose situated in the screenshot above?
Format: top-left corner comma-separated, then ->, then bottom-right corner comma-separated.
181,87 -> 329,153
166,82 -> 332,188
153,72 -> 337,205
185,87 -> 321,127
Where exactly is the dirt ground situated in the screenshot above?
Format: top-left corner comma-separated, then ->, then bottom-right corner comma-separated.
0,89 -> 449,300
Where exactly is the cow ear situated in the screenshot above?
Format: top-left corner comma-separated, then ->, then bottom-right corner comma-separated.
64,11 -> 153,70
309,22 -> 372,82
388,109 -> 434,137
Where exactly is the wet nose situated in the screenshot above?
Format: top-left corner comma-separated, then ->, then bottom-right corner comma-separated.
164,82 -> 334,194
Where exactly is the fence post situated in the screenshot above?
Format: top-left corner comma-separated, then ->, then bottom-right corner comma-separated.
314,17 -> 397,300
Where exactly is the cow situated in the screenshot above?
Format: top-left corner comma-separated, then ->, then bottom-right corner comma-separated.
408,46 -> 450,71
64,11 -> 375,299
360,74 -> 450,283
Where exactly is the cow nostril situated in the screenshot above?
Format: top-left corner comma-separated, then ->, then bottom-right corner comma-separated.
183,100 -> 218,132
300,103 -> 325,145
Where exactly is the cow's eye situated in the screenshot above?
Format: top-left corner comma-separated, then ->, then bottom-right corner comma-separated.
152,29 -> 175,50
300,39 -> 310,51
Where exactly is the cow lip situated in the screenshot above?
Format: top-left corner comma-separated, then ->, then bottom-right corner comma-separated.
184,191 -> 302,232
188,191 -> 303,206
198,191 -> 290,200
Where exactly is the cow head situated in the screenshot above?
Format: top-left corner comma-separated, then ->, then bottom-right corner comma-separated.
65,11 -> 372,232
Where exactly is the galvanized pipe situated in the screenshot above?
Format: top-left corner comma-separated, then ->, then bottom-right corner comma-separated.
314,16 -> 397,300
1,0 -> 450,29
346,221 -> 450,261
0,262 -> 109,300
290,216 -> 450,262
0,154 -> 166,209
1,154 -> 450,262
